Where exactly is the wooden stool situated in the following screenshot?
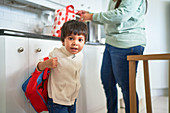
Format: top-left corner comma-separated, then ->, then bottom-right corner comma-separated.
127,53 -> 170,113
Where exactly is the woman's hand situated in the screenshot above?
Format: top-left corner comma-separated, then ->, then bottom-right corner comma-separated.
37,57 -> 58,71
76,10 -> 89,15
80,13 -> 93,22
76,10 -> 93,22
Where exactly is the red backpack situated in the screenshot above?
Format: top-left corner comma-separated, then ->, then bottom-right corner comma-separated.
22,57 -> 50,113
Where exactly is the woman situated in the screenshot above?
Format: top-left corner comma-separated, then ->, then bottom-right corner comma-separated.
77,0 -> 148,113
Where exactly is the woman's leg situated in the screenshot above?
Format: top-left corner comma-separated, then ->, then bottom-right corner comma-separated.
101,44 -> 118,113
107,45 -> 144,113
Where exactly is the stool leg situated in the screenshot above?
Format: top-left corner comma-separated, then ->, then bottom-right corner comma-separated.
143,60 -> 152,113
129,61 -> 137,113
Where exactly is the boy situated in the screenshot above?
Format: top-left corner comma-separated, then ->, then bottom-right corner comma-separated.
37,20 -> 88,113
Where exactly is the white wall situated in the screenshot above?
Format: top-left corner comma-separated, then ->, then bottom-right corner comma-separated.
137,0 -> 170,97
102,0 -> 110,11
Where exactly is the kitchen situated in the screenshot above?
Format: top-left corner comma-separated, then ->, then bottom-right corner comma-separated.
0,0 -> 170,113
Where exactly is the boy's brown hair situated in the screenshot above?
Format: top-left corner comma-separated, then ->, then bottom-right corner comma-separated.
60,20 -> 88,43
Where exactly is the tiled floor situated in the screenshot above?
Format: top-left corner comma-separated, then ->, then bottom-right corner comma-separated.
118,96 -> 169,113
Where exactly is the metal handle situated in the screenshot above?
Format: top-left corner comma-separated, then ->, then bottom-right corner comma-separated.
18,47 -> 24,53
36,48 -> 41,53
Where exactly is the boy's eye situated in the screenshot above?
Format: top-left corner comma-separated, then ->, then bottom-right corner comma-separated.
69,37 -> 73,40
79,39 -> 83,42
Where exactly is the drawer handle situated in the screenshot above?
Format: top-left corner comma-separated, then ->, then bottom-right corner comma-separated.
18,47 -> 24,53
36,48 -> 41,53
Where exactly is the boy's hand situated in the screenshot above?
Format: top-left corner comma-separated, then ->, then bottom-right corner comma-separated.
37,57 -> 58,71
45,57 -> 58,68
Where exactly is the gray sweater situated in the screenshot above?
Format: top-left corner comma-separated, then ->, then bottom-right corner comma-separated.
44,46 -> 83,105
93,0 -> 147,48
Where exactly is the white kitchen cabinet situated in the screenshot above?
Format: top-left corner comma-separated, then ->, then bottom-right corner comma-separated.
16,0 -> 103,13
28,38 -> 62,113
77,44 -> 123,113
82,45 -> 107,113
15,0 -> 63,10
0,36 -> 62,113
28,38 -> 62,78
0,36 -> 29,113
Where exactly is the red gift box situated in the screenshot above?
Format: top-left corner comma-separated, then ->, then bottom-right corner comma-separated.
52,5 -> 76,37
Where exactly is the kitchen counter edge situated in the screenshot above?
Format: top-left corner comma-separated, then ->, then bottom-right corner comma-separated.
0,29 -> 105,45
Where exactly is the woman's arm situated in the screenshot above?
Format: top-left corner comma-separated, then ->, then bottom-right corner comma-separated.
92,0 -> 142,24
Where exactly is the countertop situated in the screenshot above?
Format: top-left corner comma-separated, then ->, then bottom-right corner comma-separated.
0,29 -> 60,41
0,29 -> 105,45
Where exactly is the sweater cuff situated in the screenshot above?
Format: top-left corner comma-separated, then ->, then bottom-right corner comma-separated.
36,58 -> 44,72
36,62 -> 43,72
92,13 -> 99,21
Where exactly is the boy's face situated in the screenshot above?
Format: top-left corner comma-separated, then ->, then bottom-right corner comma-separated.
62,33 -> 85,54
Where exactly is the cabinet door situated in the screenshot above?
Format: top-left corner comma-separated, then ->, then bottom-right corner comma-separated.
0,37 -> 5,113
85,45 -> 106,113
28,38 -> 62,113
5,36 -> 30,113
77,45 -> 107,113
24,0 -> 61,10
28,39 -> 62,75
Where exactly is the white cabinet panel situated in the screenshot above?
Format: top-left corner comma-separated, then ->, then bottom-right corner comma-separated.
77,44 -> 123,113
0,36 -> 62,113
16,0 -> 63,10
77,45 -> 107,113
84,45 -> 106,113
28,39 -> 62,113
28,38 -> 62,75
0,37 -> 5,113
16,0 -> 103,13
5,36 -> 30,113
